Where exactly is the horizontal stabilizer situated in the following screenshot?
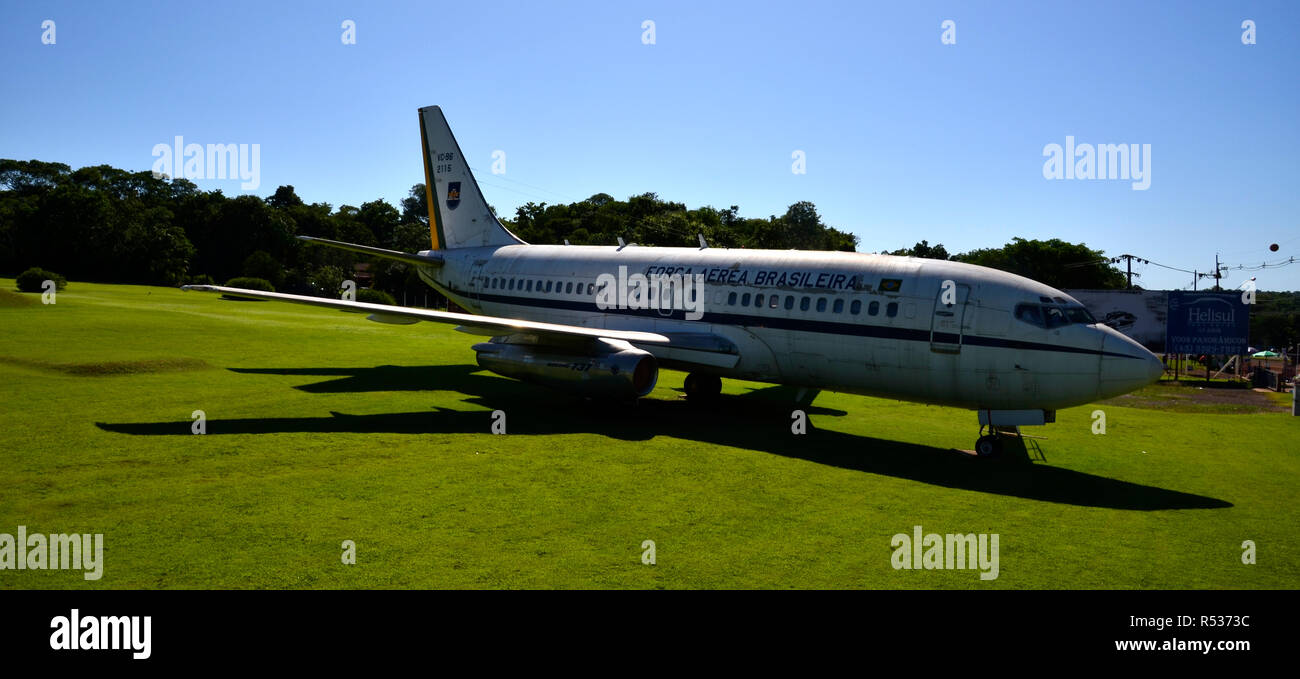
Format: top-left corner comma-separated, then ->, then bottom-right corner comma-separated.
298,236 -> 443,266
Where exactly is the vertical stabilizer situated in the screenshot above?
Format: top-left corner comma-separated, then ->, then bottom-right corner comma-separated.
419,106 -> 524,249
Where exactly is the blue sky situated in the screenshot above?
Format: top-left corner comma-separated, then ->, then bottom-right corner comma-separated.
2,1 -> 1297,290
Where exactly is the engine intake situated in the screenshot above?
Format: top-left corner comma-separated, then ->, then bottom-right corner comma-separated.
473,339 -> 658,399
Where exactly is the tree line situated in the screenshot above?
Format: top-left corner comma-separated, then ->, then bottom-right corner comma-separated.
5,157 -> 1293,345
0,158 -> 1134,292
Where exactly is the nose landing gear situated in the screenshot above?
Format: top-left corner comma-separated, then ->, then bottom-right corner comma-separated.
973,410 -> 1053,461
974,425 -> 1047,462
975,432 -> 1003,458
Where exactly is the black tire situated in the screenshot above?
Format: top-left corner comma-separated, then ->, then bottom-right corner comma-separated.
975,435 -> 1001,458
684,372 -> 721,403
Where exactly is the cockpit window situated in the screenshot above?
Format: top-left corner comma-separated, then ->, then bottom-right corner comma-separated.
1064,306 -> 1096,324
1015,302 -> 1097,328
1015,303 -> 1044,327
1043,305 -> 1068,329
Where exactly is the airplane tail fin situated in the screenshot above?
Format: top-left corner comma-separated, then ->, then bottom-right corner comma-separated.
419,106 -> 525,250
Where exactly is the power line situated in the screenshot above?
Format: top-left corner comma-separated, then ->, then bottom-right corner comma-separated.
469,166 -> 579,203
473,178 -> 558,204
1128,256 -> 1196,275
1228,256 -> 1298,271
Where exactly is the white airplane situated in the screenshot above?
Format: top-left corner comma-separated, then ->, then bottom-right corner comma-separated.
184,105 -> 1164,457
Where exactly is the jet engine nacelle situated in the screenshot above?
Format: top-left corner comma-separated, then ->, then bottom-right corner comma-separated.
473,338 -> 659,400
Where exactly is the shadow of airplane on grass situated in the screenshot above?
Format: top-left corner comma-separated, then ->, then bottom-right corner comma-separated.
95,364 -> 1232,511
227,365 -> 851,416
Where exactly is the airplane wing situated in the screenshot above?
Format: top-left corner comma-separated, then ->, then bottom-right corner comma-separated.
181,284 -> 671,344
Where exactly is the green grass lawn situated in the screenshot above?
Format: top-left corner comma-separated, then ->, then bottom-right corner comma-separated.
1,279 -> 1297,589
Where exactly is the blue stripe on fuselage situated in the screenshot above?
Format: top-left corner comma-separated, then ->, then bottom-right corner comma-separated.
441,286 -> 1144,360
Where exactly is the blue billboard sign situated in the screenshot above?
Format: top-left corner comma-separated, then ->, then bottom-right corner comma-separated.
1166,291 -> 1250,355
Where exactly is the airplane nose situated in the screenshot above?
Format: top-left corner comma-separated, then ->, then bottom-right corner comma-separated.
1098,329 -> 1163,399
1144,352 -> 1165,383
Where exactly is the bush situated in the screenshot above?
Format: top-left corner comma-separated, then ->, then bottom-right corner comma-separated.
186,274 -> 215,286
223,277 -> 275,292
16,267 -> 67,292
356,288 -> 396,305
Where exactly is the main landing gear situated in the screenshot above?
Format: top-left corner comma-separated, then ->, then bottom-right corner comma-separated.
682,372 -> 722,403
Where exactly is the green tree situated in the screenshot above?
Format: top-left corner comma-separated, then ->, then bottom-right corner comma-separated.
955,237 -> 1126,289
401,183 -> 428,226
266,185 -> 304,209
888,240 -> 951,260
242,250 -> 285,288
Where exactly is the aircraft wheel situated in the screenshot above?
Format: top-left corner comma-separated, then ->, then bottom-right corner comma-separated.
684,372 -> 721,402
975,435 -> 1002,458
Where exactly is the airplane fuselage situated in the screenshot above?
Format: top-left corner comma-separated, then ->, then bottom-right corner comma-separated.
415,245 -> 1164,412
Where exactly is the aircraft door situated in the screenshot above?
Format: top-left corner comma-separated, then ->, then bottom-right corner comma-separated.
469,260 -> 487,303
656,277 -> 676,317
930,283 -> 970,353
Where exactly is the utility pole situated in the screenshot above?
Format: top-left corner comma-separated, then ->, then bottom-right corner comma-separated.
1113,254 -> 1139,289
1195,260 -> 1228,291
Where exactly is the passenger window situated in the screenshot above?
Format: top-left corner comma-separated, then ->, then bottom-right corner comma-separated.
741,293 -> 751,306
587,282 -> 594,295
509,279 -> 516,290
850,300 -> 861,315
816,298 -> 827,312
755,294 -> 764,307
772,295 -> 782,309
728,292 -> 737,305
800,297 -> 810,311
886,302 -> 898,317
833,299 -> 844,313
868,301 -> 879,316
